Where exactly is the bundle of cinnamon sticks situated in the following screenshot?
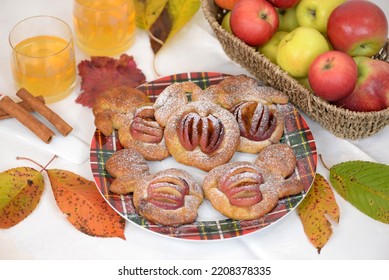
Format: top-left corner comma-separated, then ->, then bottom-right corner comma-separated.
0,88 -> 73,143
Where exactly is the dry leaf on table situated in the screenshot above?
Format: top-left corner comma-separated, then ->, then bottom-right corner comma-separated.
136,0 -> 201,54
0,167 -> 44,229
47,169 -> 126,239
76,54 -> 146,108
135,0 -> 168,29
297,173 -> 340,253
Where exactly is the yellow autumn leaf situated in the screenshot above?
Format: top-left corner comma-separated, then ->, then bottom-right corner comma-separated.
135,0 -> 168,30
166,0 -> 201,41
148,0 -> 201,54
297,173 -> 340,253
0,167 -> 44,229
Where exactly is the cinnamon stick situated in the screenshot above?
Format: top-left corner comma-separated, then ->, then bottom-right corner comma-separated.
16,88 -> 73,136
0,96 -> 45,120
0,96 -> 55,143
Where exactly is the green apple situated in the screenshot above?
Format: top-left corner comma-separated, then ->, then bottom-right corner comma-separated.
322,33 -> 334,50
297,76 -> 312,91
277,26 -> 329,78
221,11 -> 232,33
296,0 -> 345,33
258,31 -> 288,64
277,7 -> 299,32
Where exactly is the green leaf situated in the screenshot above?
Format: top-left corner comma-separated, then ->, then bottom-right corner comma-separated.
330,160 -> 389,224
149,0 -> 201,53
0,167 -> 44,229
297,174 -> 340,253
135,0 -> 168,30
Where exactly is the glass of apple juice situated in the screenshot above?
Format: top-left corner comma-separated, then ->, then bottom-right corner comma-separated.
9,16 -> 76,103
73,0 -> 136,56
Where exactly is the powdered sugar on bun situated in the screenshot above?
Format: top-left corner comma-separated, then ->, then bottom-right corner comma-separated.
164,101 -> 240,172
133,168 -> 203,226
153,82 -> 201,127
106,148 -> 151,194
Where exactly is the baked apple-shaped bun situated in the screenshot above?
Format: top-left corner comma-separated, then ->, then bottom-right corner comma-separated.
118,105 -> 170,161
93,86 -> 151,136
255,143 -> 297,179
230,102 -> 284,153
192,75 -> 288,153
192,75 -> 289,107
105,148 -> 151,194
133,168 -> 204,227
153,81 -> 201,127
164,101 -> 240,172
203,161 -> 304,220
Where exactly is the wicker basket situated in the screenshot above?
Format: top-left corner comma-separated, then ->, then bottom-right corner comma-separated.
202,0 -> 389,139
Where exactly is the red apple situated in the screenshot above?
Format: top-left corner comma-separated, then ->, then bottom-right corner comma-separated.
334,57 -> 389,112
308,50 -> 357,102
327,1 -> 388,57
230,0 -> 279,46
267,0 -> 300,9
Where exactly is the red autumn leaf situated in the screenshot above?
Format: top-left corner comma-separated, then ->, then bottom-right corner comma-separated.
0,167 -> 44,229
76,54 -> 146,108
47,169 -> 126,239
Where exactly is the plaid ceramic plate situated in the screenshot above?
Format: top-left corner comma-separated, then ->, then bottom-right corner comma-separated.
90,72 -> 317,240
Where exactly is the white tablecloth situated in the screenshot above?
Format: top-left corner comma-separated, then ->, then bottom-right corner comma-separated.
1,0 -> 388,260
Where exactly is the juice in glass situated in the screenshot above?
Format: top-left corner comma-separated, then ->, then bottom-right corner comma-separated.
9,16 -> 76,103
73,0 -> 136,56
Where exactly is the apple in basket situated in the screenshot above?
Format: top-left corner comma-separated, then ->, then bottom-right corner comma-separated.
296,0 -> 345,34
327,0 -> 388,57
277,26 -> 329,78
221,11 -> 232,33
258,31 -> 288,64
215,0 -> 239,10
334,57 -> 389,112
230,0 -> 279,46
267,0 -> 301,9
308,50 -> 358,102
277,6 -> 299,32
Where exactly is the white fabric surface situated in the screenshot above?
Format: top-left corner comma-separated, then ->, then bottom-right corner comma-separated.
0,0 -> 388,260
